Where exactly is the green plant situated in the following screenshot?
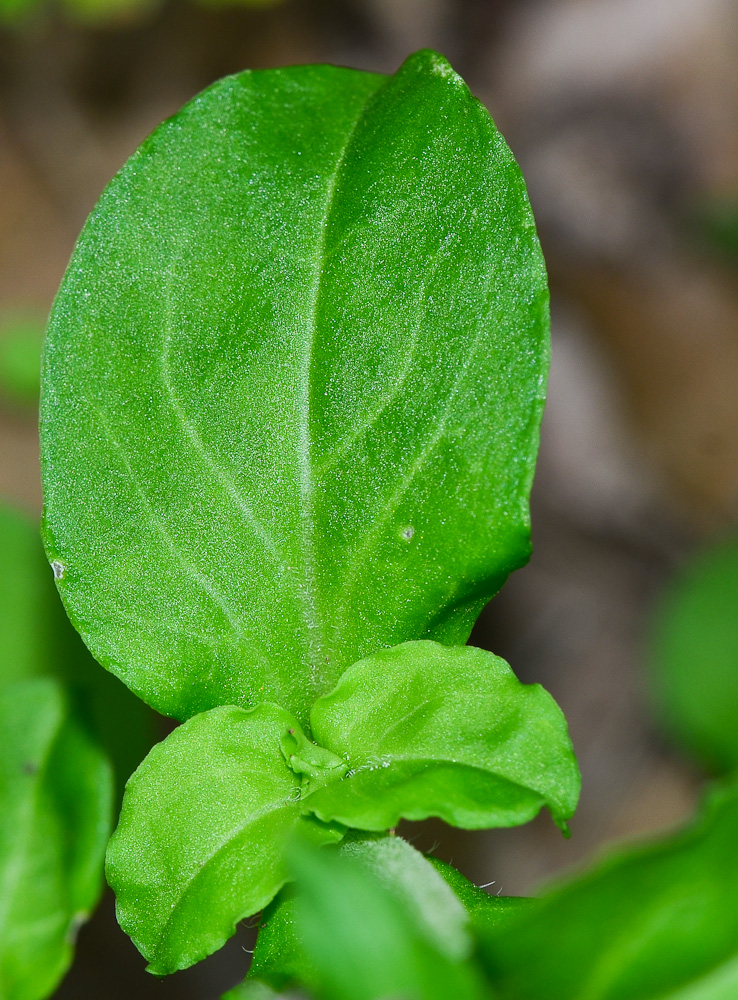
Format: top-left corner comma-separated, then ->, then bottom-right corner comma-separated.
37,47 -> 580,989
0,504 -> 155,1000
29,43 -> 738,1000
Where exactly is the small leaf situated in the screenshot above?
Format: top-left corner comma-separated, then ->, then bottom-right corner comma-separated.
338,834 -> 472,961
648,536 -> 738,773
427,857 -> 535,937
481,779 -> 738,1000
243,888 -> 314,994
242,836 -> 473,996
305,641 -> 579,832
0,677 -> 113,1000
41,49 -> 549,727
286,836 -> 488,1000
106,703 -> 343,975
281,725 -> 348,793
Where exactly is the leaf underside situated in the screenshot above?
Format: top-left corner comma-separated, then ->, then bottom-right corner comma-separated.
40,49 -> 549,725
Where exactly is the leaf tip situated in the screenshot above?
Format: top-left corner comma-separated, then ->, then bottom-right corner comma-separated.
400,48 -> 459,84
555,817 -> 572,839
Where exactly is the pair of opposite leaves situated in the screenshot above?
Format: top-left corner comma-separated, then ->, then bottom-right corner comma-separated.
40,49 -> 579,973
107,640 -> 579,973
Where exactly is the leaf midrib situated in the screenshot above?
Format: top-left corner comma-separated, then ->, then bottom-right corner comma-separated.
297,83 -> 386,690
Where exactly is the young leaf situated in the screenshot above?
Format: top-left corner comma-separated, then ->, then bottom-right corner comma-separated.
106,703 -> 343,975
427,856 -> 535,937
481,779 -> 738,1000
243,834 -> 473,996
648,537 -> 738,773
240,888 -> 315,994
0,677 -> 113,1000
305,641 -> 579,832
41,48 -> 549,726
284,836 -> 488,1000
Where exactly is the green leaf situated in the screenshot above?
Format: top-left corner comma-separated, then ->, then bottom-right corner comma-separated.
244,835 -> 472,996
427,856 -> 534,937
243,888 -> 315,994
0,677 -> 113,1000
338,834 -> 472,960
694,197 -> 738,265
648,536 -> 738,773
481,779 -> 738,1000
41,48 -> 549,726
0,314 -> 44,407
304,641 -> 579,832
222,982 -> 286,1000
106,702 -> 344,975
230,840 -> 490,1000
0,502 -> 156,796
0,506 -> 57,688
286,836 -> 488,1000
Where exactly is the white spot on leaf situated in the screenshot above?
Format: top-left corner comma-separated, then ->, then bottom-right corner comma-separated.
51,560 -> 65,581
401,526 -> 415,541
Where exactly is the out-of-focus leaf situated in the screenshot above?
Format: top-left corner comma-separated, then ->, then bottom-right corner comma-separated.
0,315 -> 44,407
0,677 -> 113,1000
0,0 -> 283,26
0,506 -> 55,687
305,641 -> 579,833
286,836 -> 489,1000
481,779 -> 738,1000
0,0 -> 40,23
0,503 -> 155,794
222,982 -> 288,1000
694,197 -> 738,265
41,49 -> 549,728
106,703 -> 344,975
244,835 -> 473,996
649,537 -> 738,773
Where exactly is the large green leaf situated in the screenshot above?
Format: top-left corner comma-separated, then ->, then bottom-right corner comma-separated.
304,641 -> 579,832
648,537 -> 738,773
0,678 -> 113,1000
106,703 -> 344,975
40,49 -> 549,726
481,779 -> 738,1000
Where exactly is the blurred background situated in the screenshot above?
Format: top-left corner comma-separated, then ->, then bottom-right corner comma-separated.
1,0 -> 737,995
